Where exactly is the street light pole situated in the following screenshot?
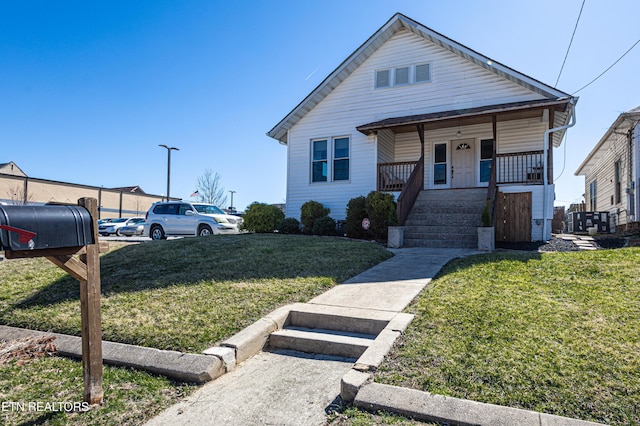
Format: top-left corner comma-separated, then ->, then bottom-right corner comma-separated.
229,190 -> 236,212
158,144 -> 179,201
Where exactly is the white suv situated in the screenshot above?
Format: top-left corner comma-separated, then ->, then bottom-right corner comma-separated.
144,202 -> 242,240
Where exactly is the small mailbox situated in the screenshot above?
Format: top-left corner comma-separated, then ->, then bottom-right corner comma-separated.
0,205 -> 95,251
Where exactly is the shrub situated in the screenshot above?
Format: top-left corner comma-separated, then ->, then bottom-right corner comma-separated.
312,216 -> 337,236
481,201 -> 492,227
345,196 -> 367,239
300,201 -> 330,234
277,217 -> 301,234
345,192 -> 397,241
365,191 -> 397,241
242,202 -> 285,233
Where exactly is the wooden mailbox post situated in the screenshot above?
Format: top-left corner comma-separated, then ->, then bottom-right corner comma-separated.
3,197 -> 104,404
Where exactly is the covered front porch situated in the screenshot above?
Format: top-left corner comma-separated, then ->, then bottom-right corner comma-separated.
357,98 -> 573,229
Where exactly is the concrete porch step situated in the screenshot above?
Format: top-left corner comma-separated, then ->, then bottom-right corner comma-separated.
404,214 -> 481,227
403,238 -> 477,248
268,327 -> 375,359
286,305 -> 393,336
402,227 -> 478,237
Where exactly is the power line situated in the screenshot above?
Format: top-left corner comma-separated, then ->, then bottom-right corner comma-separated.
572,37 -> 640,95
555,0 -> 585,87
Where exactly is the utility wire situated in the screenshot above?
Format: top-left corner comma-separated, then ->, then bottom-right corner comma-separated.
572,37 -> 640,94
555,0 -> 585,87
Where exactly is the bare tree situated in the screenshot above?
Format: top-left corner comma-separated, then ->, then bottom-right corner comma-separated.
195,169 -> 228,207
7,184 -> 32,205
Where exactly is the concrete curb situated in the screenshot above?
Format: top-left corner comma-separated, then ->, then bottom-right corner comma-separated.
354,383 -> 606,426
0,325 -> 223,383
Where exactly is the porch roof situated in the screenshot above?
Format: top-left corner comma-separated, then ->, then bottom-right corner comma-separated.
356,98 -> 574,147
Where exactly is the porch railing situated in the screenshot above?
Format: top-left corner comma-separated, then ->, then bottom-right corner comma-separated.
396,155 -> 424,226
377,161 -> 418,192
496,150 -> 545,185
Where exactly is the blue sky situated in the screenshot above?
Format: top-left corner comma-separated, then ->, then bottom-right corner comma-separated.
1,0 -> 639,211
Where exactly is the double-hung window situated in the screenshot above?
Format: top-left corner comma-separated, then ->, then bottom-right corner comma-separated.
311,136 -> 350,183
589,180 -> 597,211
333,137 -> 350,181
312,139 -> 328,182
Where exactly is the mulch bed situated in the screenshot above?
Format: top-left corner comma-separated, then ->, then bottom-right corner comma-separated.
0,336 -> 57,365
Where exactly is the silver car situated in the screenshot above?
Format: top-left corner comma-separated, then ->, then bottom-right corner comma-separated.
119,220 -> 146,237
144,202 -> 237,240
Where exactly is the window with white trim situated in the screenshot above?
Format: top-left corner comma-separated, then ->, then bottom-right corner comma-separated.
311,136 -> 350,183
312,139 -> 328,182
589,180 -> 597,211
375,70 -> 390,88
374,63 -> 431,88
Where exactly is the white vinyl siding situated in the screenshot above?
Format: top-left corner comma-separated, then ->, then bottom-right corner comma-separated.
377,129 -> 395,164
285,29 -> 546,221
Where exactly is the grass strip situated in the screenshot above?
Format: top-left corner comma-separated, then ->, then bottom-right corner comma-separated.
0,234 -> 391,353
376,249 -> 640,426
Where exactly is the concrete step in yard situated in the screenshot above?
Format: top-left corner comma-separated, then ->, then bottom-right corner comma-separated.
268,327 -> 375,359
267,305 -> 396,358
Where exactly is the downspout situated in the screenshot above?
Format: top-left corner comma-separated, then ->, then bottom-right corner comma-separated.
543,97 -> 577,240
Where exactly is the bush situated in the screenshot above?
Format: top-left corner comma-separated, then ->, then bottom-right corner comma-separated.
345,196 -> 367,239
365,191 -> 397,241
277,217 -> 301,234
300,201 -> 330,234
312,216 -> 337,236
242,202 -> 285,233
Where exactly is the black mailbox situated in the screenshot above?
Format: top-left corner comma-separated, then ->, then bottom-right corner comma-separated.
0,205 -> 94,251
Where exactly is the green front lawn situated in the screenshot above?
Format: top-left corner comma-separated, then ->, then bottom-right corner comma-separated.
376,249 -> 640,426
0,234 -> 391,352
0,234 -> 392,425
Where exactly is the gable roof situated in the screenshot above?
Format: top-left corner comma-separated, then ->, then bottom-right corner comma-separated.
575,106 -> 640,176
267,12 -> 571,144
0,161 -> 27,177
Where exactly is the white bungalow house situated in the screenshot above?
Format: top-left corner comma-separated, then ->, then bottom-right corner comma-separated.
267,13 -> 577,247
575,106 -> 640,233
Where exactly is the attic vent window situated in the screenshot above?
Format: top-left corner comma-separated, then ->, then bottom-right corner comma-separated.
395,67 -> 409,85
415,64 -> 430,83
375,70 -> 390,88
374,63 -> 431,89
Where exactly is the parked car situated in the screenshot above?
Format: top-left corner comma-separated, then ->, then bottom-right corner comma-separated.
98,217 -> 145,236
190,203 -> 243,231
119,220 -> 146,237
144,202 -> 239,240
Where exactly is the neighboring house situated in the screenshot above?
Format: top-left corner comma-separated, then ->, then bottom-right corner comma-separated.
267,13 -> 577,246
575,106 -> 640,232
0,161 -> 166,218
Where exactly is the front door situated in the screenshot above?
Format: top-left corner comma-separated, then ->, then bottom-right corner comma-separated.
452,139 -> 475,188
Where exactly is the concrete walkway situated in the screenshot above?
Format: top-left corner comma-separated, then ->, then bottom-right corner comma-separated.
146,248 -> 474,425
